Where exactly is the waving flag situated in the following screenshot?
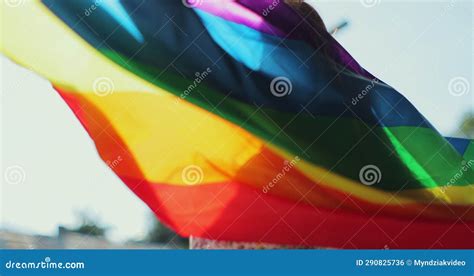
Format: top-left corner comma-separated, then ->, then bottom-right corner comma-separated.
1,0 -> 472,248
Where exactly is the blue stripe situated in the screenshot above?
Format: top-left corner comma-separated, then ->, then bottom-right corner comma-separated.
194,9 -> 430,128
445,137 -> 471,155
43,0 -> 431,129
101,0 -> 144,43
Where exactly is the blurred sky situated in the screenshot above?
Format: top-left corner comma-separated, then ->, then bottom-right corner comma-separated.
1,0 -> 473,242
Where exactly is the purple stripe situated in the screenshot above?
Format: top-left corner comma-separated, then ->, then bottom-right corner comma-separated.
195,0 -> 373,78
237,0 -> 324,41
237,0 -> 375,78
194,1 -> 286,36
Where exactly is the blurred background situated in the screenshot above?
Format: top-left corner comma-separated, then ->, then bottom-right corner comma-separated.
1,0 -> 472,249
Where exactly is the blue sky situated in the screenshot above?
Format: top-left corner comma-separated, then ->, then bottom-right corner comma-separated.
1,0 -> 472,242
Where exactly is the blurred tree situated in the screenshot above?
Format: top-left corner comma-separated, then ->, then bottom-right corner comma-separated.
456,112 -> 474,138
145,214 -> 188,248
69,211 -> 108,237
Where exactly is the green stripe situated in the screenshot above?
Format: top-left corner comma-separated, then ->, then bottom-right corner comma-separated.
463,142 -> 474,161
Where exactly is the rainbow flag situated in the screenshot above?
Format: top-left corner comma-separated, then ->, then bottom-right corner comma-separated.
1,0 -> 473,248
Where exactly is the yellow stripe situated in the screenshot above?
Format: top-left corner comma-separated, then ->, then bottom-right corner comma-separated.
66,90 -> 262,184
269,145 -> 474,205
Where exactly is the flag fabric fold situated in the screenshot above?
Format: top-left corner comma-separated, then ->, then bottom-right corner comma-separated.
1,0 -> 473,248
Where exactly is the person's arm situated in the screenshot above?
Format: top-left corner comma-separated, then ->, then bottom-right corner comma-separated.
285,0 -> 328,36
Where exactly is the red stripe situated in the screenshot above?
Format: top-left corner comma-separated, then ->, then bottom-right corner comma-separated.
123,176 -> 473,249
